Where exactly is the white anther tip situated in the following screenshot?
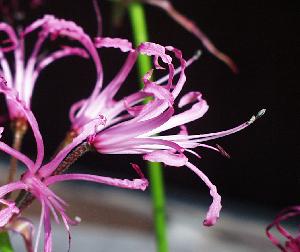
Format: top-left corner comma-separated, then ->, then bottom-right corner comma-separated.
256,109 -> 266,118
194,50 -> 202,59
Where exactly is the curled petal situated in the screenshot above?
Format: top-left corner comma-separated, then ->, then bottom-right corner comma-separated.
22,15 -> 55,35
34,46 -> 89,72
45,164 -> 149,191
94,37 -> 133,52
0,140 -> 35,170
143,74 -> 174,105
147,98 -> 208,136
138,42 -> 172,64
24,15 -> 103,100
43,203 -> 52,252
143,150 -> 188,166
178,91 -> 202,108
185,162 -> 222,226
69,99 -> 87,124
156,50 -> 201,85
165,46 -> 187,99
0,23 -> 18,52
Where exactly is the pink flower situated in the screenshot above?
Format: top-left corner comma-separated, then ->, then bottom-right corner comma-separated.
0,77 -> 148,252
67,35 -> 265,226
0,15 -> 100,120
267,206 -> 300,252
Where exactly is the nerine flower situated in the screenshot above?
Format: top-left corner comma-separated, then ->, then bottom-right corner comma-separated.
0,77 -> 148,252
0,14 -> 102,120
64,36 -> 264,226
267,206 -> 300,252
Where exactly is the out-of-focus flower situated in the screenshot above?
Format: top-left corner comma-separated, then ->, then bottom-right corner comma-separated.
267,206 -> 300,252
111,0 -> 237,72
0,15 -> 98,120
0,77 -> 148,252
142,0 -> 238,73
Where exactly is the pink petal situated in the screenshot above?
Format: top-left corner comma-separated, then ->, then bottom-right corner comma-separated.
43,203 -> 52,252
0,181 -> 27,198
186,162 -> 222,226
156,50 -> 201,85
138,42 -> 172,64
94,37 -> 133,52
30,46 -> 89,86
147,98 -> 209,136
165,46 -> 187,99
93,107 -> 174,146
0,141 -> 34,170
95,137 -> 183,154
45,164 -> 148,191
143,72 -> 174,106
178,91 -> 202,108
0,23 -> 18,52
69,99 -> 87,124
143,150 -> 188,167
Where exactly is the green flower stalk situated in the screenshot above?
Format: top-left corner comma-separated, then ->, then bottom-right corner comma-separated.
128,3 -> 169,252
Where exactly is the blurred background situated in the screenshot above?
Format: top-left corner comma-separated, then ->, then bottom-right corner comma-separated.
0,0 -> 298,251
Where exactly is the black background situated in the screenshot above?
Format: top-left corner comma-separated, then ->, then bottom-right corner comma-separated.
1,1 -> 299,210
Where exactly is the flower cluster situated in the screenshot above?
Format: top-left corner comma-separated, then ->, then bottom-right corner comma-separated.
0,9 -> 264,252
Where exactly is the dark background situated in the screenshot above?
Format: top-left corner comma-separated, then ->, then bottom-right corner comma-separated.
1,1 -> 298,210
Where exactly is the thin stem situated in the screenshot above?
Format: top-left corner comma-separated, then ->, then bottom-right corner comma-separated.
128,3 -> 168,252
0,232 -> 14,252
7,119 -> 28,184
52,141 -> 91,176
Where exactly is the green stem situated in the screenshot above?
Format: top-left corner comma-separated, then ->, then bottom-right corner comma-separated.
128,3 -> 168,252
0,232 -> 14,252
